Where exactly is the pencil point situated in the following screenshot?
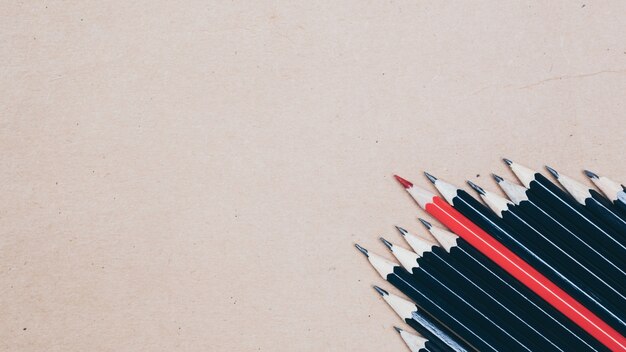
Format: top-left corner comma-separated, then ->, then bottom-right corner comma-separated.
394,326 -> 403,333
395,226 -> 408,236
492,173 -> 504,183
394,175 -> 413,189
418,218 -> 432,229
355,243 -> 369,257
545,165 -> 559,178
380,237 -> 393,249
467,180 -> 485,195
373,285 -> 388,296
423,172 -> 437,184
584,170 -> 599,179
503,158 -> 513,166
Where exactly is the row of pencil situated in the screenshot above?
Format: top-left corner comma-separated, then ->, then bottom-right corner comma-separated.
356,159 -> 626,352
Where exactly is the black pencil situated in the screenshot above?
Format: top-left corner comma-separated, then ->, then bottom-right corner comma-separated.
356,244 -> 505,351
504,159 -> 626,268
426,173 -> 626,336
493,174 -> 626,294
414,220 -> 609,351
374,285 -> 470,352
468,181 -> 626,322
382,236 -> 566,351
585,170 -> 626,218
547,166 -> 626,237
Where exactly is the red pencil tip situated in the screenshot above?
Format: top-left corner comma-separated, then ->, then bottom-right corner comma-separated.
394,175 -> 413,189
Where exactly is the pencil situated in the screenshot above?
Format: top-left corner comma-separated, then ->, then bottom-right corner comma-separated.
382,236 -> 566,351
504,159 -> 626,268
356,244 -> 500,351
374,285 -> 471,352
414,220 -> 609,351
547,166 -> 626,237
585,170 -> 626,218
430,174 -> 626,336
394,174 -> 626,351
468,180 -> 626,330
494,174 -> 626,294
375,241 -> 527,350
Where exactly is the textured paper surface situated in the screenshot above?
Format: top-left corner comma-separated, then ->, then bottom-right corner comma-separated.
1,1 -> 625,351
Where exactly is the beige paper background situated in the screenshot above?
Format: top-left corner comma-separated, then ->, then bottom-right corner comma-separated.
1,1 -> 625,351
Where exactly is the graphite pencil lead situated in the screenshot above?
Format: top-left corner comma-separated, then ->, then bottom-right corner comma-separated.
492,173 -> 504,183
545,165 -> 560,178
418,218 -> 432,229
355,243 -> 369,257
584,170 -> 599,179
467,180 -> 486,195
394,175 -> 413,189
503,158 -> 513,165
394,326 -> 403,333
373,285 -> 389,296
395,225 -> 408,236
380,237 -> 393,249
423,172 -> 437,184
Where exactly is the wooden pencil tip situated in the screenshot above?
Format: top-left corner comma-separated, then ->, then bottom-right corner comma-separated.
503,158 -> 513,166
545,165 -> 559,178
373,285 -> 388,296
394,175 -> 413,189
423,172 -> 437,184
418,218 -> 432,229
492,173 -> 504,183
467,180 -> 486,195
584,170 -> 598,179
380,237 -> 393,250
393,326 -> 403,333
395,226 -> 408,236
355,243 -> 369,257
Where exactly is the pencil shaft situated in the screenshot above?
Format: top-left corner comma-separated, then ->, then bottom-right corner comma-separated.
500,205 -> 626,317
451,190 -> 626,335
407,311 -> 470,352
448,243 -> 608,351
528,173 -> 626,266
424,195 -> 626,351
418,250 -> 570,351
387,267 -> 503,352
513,197 -> 626,294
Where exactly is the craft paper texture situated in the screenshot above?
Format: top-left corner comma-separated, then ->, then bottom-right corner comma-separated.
1,1 -> 625,351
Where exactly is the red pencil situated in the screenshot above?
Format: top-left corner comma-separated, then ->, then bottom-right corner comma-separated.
394,175 -> 626,351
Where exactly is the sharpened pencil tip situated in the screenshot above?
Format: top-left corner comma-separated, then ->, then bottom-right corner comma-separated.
584,170 -> 599,179
492,173 -> 504,183
545,165 -> 559,178
373,285 -> 388,296
418,218 -> 432,229
394,326 -> 403,333
395,226 -> 408,236
467,180 -> 486,195
355,244 -> 369,257
394,175 -> 413,189
423,172 -> 437,184
503,158 -> 513,166
380,237 -> 393,249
